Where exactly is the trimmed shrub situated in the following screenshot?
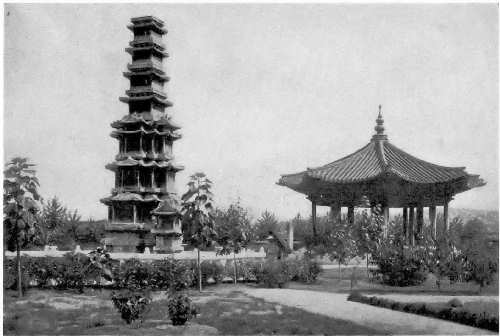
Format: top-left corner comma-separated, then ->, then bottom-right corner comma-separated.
111,290 -> 151,326
347,291 -> 363,302
167,292 -> 198,326
347,293 -> 498,332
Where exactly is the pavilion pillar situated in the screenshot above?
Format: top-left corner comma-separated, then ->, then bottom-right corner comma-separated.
121,170 -> 124,188
382,206 -> 389,238
409,207 -> 415,246
150,169 -> 155,188
311,200 -> 317,238
111,205 -> 115,222
443,201 -> 449,236
139,135 -> 143,152
402,207 -> 408,243
347,205 -> 355,225
136,170 -> 140,188
416,206 -> 424,243
124,137 -> 128,152
133,204 -> 137,224
330,203 -> 341,224
429,205 -> 437,240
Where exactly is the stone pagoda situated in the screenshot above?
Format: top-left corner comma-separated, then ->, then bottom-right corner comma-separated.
101,16 -> 184,253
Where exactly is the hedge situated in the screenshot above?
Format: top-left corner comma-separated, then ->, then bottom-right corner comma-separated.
347,292 -> 498,332
4,253 -> 321,291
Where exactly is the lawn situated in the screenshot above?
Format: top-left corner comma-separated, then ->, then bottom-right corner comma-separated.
4,285 -> 383,335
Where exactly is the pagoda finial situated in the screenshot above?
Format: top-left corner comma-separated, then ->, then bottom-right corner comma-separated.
372,104 -> 388,141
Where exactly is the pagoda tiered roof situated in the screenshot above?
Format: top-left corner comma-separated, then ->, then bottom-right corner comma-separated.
152,196 -> 182,215
125,45 -> 169,57
111,113 -> 181,130
105,157 -> 184,171
278,107 -> 485,207
110,126 -> 181,140
123,70 -> 170,82
128,16 -> 166,34
119,94 -> 172,107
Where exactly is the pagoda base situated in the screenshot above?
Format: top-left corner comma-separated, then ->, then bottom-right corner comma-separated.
104,228 -> 183,254
154,235 -> 183,253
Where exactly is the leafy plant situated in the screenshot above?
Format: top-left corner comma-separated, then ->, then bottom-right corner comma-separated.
3,157 -> 41,297
151,259 -> 195,291
87,247 -> 113,289
111,290 -> 151,326
167,292 -> 198,326
116,259 -> 154,290
215,202 -> 252,284
181,172 -> 217,291
287,255 -> 322,283
255,259 -> 290,288
54,253 -> 91,293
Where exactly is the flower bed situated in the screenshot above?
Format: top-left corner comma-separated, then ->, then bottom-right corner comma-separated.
347,292 -> 498,332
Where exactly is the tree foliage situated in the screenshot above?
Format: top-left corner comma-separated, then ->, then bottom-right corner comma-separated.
181,172 -> 217,249
39,196 -> 68,246
3,157 -> 41,252
215,201 -> 253,255
254,210 -> 281,240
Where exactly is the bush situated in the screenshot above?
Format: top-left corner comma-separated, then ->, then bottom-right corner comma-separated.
4,255 -> 321,291
347,292 -> 498,332
286,256 -> 322,283
447,298 -> 464,308
255,259 -> 290,288
167,292 -> 197,326
237,259 -> 259,282
201,260 -> 224,284
53,253 -> 90,292
115,259 -> 154,290
111,290 -> 151,326
151,259 -> 195,291
371,244 -> 429,287
347,291 -> 363,302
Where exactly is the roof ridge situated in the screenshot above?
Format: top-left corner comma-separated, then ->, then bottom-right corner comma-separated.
375,139 -> 389,172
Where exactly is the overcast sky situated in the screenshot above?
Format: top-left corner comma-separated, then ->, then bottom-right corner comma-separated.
4,3 -> 498,221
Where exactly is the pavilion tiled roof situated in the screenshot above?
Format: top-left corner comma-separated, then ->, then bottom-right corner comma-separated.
279,108 -> 485,189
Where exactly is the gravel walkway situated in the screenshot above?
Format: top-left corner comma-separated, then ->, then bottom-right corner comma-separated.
243,288 -> 495,335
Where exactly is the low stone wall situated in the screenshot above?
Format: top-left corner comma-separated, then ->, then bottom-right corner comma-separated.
4,245 -> 267,264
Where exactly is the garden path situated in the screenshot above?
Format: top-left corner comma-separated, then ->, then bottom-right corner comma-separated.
243,288 -> 495,335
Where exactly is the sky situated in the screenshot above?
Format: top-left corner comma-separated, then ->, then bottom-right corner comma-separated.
4,3 -> 498,221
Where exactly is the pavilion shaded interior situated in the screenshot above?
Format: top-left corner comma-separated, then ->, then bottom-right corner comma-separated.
278,107 -> 485,245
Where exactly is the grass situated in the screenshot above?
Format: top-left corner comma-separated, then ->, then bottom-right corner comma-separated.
4,286 -> 383,335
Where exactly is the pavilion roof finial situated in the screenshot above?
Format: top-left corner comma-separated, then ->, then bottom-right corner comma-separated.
372,104 -> 388,141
